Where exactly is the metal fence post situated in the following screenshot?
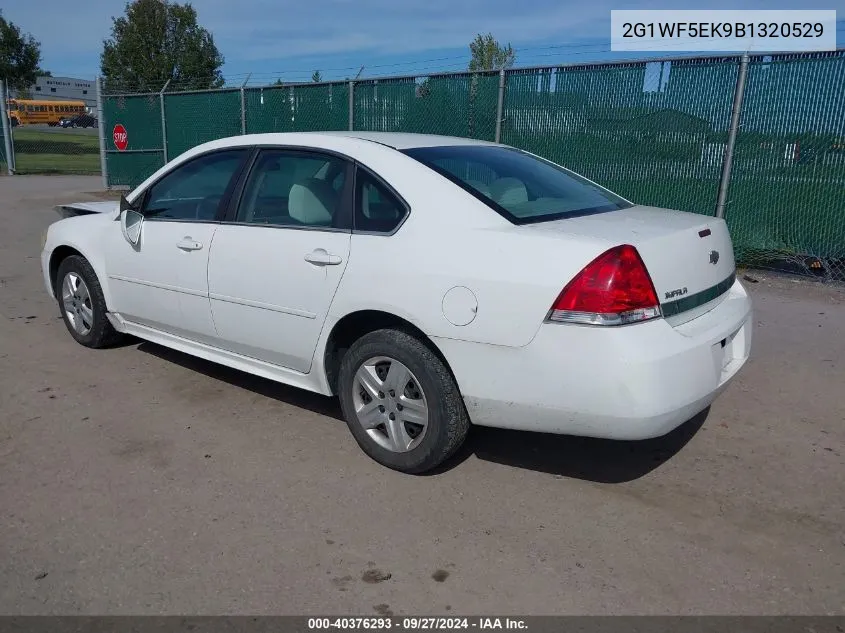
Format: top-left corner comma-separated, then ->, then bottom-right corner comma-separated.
240,73 -> 251,135
159,79 -> 171,163
95,77 -> 109,189
240,87 -> 246,135
1,80 -> 15,175
348,80 -> 354,131
715,52 -> 750,219
494,69 -> 506,143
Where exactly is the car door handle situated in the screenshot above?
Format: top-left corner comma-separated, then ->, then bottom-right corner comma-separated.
304,249 -> 343,266
177,237 -> 203,251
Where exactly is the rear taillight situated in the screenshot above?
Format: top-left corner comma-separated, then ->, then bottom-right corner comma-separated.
547,244 -> 661,326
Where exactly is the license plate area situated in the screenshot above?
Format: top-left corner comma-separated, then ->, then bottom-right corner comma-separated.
713,321 -> 749,382
719,335 -> 732,370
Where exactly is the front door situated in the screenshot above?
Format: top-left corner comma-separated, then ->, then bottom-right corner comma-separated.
106,148 -> 250,343
207,148 -> 353,373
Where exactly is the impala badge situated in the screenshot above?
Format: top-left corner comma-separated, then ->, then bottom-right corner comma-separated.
709,250 -> 720,265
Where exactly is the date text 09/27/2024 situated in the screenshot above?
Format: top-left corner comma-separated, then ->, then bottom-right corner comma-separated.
307,618 -> 528,630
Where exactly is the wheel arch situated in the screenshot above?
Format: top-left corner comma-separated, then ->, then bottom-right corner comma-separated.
321,309 -> 459,397
48,242 -> 114,309
48,245 -> 85,297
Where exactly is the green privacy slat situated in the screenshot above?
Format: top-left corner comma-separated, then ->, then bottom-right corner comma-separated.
164,90 -> 242,158
103,94 -> 165,187
726,55 -> 845,267
353,75 -> 498,141
98,52 -> 845,280
502,60 -> 738,218
245,83 -> 349,134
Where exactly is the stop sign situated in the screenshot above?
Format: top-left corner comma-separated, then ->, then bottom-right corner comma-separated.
113,124 -> 128,151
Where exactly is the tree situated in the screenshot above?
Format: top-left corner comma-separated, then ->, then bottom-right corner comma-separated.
311,70 -> 322,83
0,11 -> 46,92
101,0 -> 224,92
468,33 -> 515,72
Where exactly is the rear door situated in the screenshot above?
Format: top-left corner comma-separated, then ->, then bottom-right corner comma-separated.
207,148 -> 353,373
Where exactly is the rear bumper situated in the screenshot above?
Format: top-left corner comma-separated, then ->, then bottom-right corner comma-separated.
435,279 -> 752,440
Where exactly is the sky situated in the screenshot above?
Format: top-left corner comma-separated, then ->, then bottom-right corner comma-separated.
4,0 -> 845,86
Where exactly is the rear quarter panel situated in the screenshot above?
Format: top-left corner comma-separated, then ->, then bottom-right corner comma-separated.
329,146 -> 611,349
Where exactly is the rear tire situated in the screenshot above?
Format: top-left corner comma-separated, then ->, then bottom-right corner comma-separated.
337,328 -> 470,474
55,255 -> 123,349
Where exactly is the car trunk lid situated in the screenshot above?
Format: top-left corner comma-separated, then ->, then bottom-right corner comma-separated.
522,205 -> 736,324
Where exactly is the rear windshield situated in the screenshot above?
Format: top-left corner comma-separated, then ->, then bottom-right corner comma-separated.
402,145 -> 632,224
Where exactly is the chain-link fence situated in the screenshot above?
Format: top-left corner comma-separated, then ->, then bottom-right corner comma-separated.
101,90 -> 164,187
503,58 -> 739,217
352,73 -> 500,140
245,82 -> 350,133
1,80 -> 13,174
0,115 -> 8,175
9,125 -> 101,175
89,49 -> 845,281
0,79 -> 100,175
729,53 -> 845,280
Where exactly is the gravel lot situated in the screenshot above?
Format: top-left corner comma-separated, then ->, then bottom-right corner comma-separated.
1,176 -> 843,615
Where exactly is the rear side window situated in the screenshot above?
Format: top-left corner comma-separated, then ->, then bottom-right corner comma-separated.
354,168 -> 407,233
235,149 -> 349,228
403,145 -> 632,224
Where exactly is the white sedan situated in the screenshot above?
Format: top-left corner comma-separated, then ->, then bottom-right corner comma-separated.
41,132 -> 752,473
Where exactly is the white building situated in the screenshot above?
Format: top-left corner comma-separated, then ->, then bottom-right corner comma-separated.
11,76 -> 96,109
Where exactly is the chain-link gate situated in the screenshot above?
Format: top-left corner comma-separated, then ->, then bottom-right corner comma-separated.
96,50 -> 845,280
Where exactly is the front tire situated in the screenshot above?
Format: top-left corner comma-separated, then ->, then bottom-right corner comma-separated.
337,329 -> 470,474
55,255 -> 122,348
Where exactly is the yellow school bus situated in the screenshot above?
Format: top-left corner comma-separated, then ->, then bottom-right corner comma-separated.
6,99 -> 87,127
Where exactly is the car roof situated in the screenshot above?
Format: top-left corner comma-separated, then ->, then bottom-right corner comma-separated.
215,131 -> 499,151
127,132 -> 504,203
178,132 -> 503,163
305,131 -> 500,150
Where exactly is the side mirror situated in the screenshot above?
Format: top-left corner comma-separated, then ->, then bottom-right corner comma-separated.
120,196 -> 143,246
119,193 -> 133,213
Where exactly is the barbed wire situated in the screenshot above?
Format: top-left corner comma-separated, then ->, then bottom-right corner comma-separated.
93,46 -> 845,94
53,19 -> 845,89
39,17 -> 845,94
47,20 -> 845,87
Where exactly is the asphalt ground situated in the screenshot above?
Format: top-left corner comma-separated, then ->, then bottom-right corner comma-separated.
1,176 -> 843,615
